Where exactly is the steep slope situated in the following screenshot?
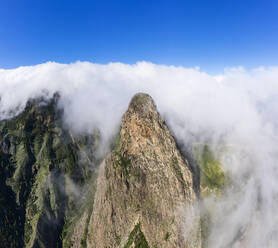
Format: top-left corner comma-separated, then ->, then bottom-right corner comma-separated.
87,93 -> 201,248
0,95 -> 99,248
0,92 -> 202,248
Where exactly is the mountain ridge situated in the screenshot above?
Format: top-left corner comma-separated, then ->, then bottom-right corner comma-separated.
0,93 -> 202,248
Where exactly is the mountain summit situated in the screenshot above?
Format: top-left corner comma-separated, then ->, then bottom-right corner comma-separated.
86,93 -> 201,247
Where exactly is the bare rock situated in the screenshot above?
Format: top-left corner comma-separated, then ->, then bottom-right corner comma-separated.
87,93 -> 201,248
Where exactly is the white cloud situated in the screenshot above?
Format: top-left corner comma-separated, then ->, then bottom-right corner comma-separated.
1,61 -> 278,247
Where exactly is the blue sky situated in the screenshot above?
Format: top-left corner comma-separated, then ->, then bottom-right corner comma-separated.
0,0 -> 277,73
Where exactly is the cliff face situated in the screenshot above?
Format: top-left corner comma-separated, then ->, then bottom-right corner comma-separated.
0,95 -> 99,248
0,93 -> 201,248
87,93 -> 201,248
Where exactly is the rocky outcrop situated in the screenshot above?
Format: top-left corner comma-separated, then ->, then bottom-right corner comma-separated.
87,93 -> 201,248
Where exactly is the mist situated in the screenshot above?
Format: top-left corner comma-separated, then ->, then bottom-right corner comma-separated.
1,61 -> 278,247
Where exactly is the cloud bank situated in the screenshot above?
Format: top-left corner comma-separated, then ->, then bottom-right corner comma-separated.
1,61 -> 278,247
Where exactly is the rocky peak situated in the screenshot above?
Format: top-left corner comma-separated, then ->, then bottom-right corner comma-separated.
119,93 -> 165,159
87,93 -> 201,248
127,93 -> 156,118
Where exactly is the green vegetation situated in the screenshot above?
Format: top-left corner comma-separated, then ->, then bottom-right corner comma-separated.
164,232 -> 171,241
114,232 -> 121,245
194,144 -> 225,196
200,210 -> 211,248
79,179 -> 98,248
171,157 -> 186,188
0,151 -> 24,247
0,95 -> 99,247
124,223 -> 149,248
114,151 -> 132,177
193,144 -> 228,248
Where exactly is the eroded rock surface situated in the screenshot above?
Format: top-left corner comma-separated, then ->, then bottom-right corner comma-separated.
87,93 -> 201,248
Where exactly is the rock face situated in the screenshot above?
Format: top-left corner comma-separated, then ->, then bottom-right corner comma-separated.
87,93 -> 201,248
0,95 -> 99,248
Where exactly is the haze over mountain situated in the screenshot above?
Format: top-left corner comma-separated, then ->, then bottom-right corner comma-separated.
1,0 -> 278,246
1,62 -> 278,247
